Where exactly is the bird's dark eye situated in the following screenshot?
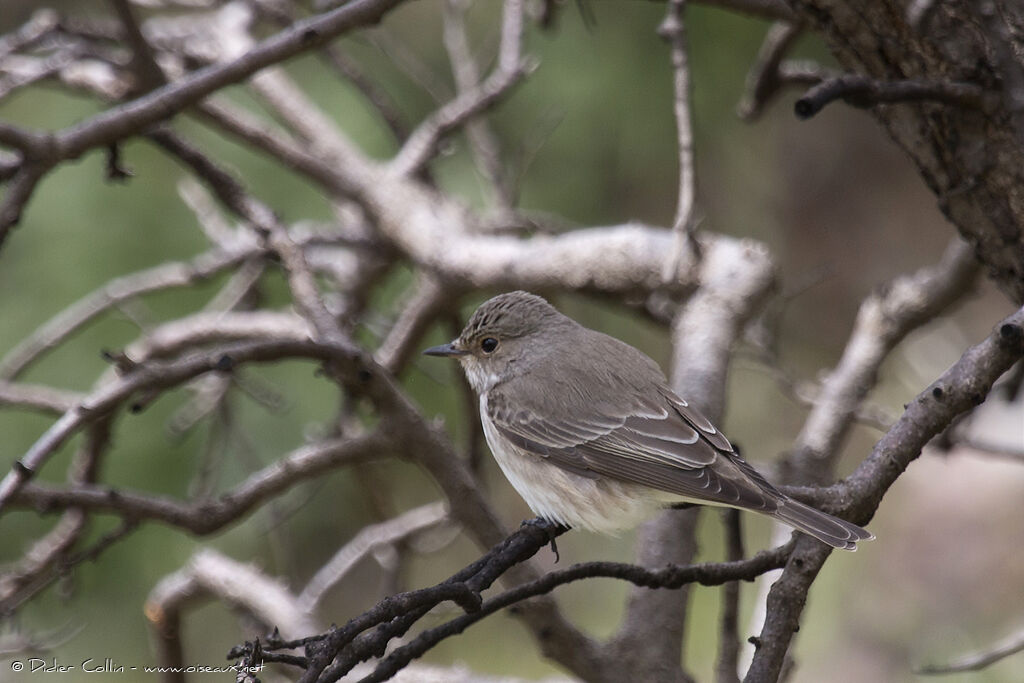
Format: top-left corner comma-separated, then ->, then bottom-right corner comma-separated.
480,337 -> 499,354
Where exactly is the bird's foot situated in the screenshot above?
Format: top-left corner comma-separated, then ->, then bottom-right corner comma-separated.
520,517 -> 567,562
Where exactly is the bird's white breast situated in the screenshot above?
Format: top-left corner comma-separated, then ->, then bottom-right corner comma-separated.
478,392 -> 666,533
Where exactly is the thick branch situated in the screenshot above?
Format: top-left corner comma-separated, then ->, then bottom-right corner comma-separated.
746,306 -> 1024,681
609,234 -> 775,680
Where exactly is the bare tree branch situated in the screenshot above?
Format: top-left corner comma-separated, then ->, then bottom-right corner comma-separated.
0,247 -> 255,380
609,236 -> 775,681
359,542 -> 792,683
794,74 -> 989,119
737,22 -> 803,122
51,0 -> 409,159
298,501 -> 451,613
0,381 -> 82,415
389,0 -> 527,177
716,509 -> 745,683
3,2 -> 1022,681
916,626 -> 1024,674
660,0 -> 701,282
13,430 -> 390,534
784,238 -> 979,484
442,0 -> 513,207
747,305 -> 1024,681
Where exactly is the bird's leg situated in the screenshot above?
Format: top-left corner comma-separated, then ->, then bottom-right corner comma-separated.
519,517 -> 569,562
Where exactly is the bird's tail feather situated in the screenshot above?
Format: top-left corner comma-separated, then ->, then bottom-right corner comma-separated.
770,499 -> 874,551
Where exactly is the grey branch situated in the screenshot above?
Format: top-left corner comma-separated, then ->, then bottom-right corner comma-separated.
737,22 -> 803,121
916,626 -> 1024,674
442,0 -> 513,206
0,246 -> 254,380
13,432 -> 390,534
0,381 -> 82,415
794,75 -> 988,119
784,238 -> 979,484
389,0 -> 527,177
746,305 -> 1024,681
298,501 -> 451,612
659,0 -> 701,282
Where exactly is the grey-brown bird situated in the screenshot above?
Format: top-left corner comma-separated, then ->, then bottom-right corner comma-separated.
425,291 -> 873,550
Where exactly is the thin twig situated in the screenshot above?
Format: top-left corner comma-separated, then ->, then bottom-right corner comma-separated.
0,163 -> 48,248
0,420 -> 111,614
192,98 -> 359,198
389,0 -> 527,177
737,22 -> 802,121
794,75 -> 988,119
659,0 -> 701,283
147,127 -> 348,345
293,519 -> 568,682
0,247 -> 255,381
442,0 -> 513,206
0,381 -> 82,415
298,501 -> 451,612
0,337 -> 363,512
366,30 -> 453,105
248,0 -> 409,143
14,431 -> 390,534
715,509 -> 744,683
0,9 -> 60,61
374,275 -> 450,374
147,547 -> 320,678
916,627 -> 1024,674
109,0 -> 166,91
6,0 -> 409,168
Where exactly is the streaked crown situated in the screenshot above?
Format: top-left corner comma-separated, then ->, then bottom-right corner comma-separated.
458,291 -> 566,345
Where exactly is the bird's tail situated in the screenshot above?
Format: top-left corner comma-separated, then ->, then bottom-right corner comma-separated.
770,499 -> 874,551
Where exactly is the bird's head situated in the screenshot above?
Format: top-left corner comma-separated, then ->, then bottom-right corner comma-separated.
423,291 -> 568,393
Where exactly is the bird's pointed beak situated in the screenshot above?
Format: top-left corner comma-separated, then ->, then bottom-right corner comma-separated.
423,341 -> 468,358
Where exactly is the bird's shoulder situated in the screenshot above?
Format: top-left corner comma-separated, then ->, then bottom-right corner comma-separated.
490,329 -> 655,415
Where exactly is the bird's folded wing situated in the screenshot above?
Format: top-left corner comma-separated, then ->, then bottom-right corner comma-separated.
486,386 -> 780,510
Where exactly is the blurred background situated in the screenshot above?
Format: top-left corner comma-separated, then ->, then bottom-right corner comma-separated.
0,1 -> 1021,681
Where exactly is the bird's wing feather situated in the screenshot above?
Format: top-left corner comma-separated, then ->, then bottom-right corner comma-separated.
486,385 -> 781,511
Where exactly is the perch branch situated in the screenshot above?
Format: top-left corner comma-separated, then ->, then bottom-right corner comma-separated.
361,542 -> 792,683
